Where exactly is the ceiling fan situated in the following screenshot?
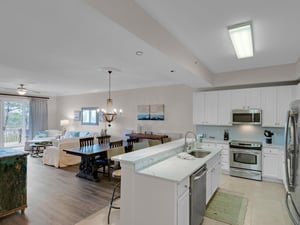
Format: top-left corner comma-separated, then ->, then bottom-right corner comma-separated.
16,84 -> 40,95
0,83 -> 41,96
17,84 -> 27,95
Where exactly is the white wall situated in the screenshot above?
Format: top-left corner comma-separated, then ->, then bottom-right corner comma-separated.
296,58 -> 300,79
55,85 -> 194,138
213,63 -> 297,87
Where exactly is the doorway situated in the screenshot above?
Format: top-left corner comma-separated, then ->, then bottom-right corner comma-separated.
0,98 -> 29,148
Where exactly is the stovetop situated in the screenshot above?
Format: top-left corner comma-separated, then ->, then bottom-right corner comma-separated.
229,140 -> 262,150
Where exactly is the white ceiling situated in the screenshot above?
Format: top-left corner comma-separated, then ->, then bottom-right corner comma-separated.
0,0 -> 299,96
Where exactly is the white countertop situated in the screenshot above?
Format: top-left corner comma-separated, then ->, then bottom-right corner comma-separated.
263,143 -> 284,149
112,139 -> 184,164
202,138 -> 229,144
112,138 -> 221,183
138,147 -> 221,183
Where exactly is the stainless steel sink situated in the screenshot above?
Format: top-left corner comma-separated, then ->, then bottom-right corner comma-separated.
189,150 -> 211,158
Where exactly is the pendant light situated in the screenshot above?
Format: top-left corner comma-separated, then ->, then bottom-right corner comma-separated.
101,70 -> 122,127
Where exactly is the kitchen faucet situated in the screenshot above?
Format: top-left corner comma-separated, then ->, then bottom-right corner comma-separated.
184,131 -> 197,152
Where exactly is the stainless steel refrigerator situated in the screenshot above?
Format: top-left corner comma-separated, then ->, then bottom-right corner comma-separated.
285,99 -> 300,225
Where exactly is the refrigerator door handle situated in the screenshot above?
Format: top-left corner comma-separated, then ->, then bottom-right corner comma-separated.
285,111 -> 296,192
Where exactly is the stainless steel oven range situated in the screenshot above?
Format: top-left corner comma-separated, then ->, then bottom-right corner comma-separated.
229,140 -> 263,181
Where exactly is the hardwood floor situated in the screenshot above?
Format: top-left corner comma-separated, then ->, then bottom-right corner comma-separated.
0,156 -> 117,225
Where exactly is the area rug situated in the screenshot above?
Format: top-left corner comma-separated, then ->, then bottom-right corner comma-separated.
205,189 -> 248,225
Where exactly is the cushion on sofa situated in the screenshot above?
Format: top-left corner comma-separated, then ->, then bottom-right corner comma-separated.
63,131 -> 80,138
35,130 -> 48,138
33,130 -> 61,139
79,131 -> 92,137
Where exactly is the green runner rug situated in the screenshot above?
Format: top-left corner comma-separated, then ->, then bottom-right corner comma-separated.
205,190 -> 248,225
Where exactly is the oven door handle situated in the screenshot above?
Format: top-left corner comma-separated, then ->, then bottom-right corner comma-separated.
230,149 -> 261,155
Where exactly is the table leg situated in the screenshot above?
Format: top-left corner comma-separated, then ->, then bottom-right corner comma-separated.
30,147 -> 39,158
76,156 -> 99,182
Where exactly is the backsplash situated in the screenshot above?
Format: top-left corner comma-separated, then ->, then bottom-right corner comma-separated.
196,125 -> 285,145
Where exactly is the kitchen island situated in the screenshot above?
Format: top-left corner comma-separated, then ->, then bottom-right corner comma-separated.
112,139 -> 222,225
0,148 -> 29,217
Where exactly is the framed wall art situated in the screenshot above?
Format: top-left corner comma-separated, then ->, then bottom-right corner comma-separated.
137,105 -> 150,120
73,110 -> 81,121
137,104 -> 165,120
150,104 -> 164,120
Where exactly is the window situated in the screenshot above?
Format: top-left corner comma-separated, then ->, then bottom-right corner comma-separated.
81,107 -> 99,125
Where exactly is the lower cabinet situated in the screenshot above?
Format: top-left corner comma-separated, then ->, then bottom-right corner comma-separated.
206,152 -> 222,204
0,152 -> 28,217
262,147 -> 283,181
216,143 -> 229,172
177,188 -> 189,225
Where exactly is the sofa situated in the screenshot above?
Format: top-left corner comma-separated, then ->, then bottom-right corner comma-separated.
24,129 -> 62,151
42,131 -> 94,168
42,138 -> 81,168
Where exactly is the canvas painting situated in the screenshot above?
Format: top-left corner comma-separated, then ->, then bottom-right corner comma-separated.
137,105 -> 150,120
73,110 -> 81,121
150,104 -> 164,120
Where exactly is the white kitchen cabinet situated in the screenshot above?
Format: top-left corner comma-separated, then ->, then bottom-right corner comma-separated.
262,147 -> 283,180
276,86 -> 293,126
177,188 -> 189,225
193,91 -> 218,125
206,152 -> 221,204
218,90 -> 232,126
261,86 -> 293,127
217,143 -> 230,172
231,88 -> 261,110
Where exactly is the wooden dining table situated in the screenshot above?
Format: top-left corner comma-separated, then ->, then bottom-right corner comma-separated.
63,144 -> 111,182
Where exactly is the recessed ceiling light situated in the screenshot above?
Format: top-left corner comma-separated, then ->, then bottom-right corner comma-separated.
136,51 -> 144,56
170,70 -> 175,73
228,21 -> 254,59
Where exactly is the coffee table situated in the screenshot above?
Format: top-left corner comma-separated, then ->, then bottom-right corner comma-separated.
28,143 -> 51,157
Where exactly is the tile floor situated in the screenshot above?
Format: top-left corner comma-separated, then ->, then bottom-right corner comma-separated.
76,174 -> 294,225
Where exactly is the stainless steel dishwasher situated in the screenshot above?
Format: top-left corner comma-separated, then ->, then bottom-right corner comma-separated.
190,165 -> 207,225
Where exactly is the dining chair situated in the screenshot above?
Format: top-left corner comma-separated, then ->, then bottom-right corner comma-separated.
162,137 -> 172,143
106,146 -> 125,178
132,141 -> 149,151
106,146 -> 125,224
97,135 -> 111,144
148,139 -> 161,146
108,169 -> 121,224
95,135 -> 111,175
126,138 -> 139,152
109,140 -> 123,148
79,137 -> 94,147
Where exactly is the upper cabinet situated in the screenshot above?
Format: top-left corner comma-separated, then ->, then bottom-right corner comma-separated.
193,91 -> 218,125
193,85 -> 296,127
261,86 -> 293,127
231,88 -> 261,110
218,90 -> 232,126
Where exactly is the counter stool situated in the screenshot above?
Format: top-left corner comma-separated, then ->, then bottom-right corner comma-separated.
108,169 -> 121,224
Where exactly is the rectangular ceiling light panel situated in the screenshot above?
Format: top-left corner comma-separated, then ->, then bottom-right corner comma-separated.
228,21 -> 254,59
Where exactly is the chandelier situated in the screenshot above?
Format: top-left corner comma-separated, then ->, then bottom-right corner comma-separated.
101,70 -> 122,127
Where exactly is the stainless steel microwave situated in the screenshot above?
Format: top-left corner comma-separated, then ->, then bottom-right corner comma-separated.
232,109 -> 262,125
